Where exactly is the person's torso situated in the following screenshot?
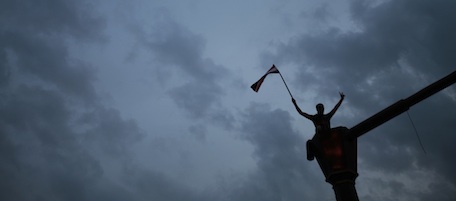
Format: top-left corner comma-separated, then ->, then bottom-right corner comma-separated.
311,114 -> 331,131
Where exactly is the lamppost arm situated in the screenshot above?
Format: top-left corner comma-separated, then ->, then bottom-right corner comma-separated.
349,71 -> 456,138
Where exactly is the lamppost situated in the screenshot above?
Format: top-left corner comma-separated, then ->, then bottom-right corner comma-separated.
307,71 -> 456,201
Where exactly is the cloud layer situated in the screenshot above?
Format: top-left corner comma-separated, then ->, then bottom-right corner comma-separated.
1,0 -> 455,201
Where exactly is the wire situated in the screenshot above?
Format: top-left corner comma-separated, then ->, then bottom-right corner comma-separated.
406,111 -> 427,154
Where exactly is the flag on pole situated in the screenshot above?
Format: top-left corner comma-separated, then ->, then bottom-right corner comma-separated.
251,65 -> 280,92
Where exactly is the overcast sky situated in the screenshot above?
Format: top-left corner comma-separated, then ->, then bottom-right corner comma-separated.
1,0 -> 456,200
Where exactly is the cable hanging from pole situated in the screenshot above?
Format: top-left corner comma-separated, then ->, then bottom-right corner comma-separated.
406,111 -> 427,154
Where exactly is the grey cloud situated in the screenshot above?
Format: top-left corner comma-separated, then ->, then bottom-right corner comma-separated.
0,86 -> 104,201
168,80 -> 222,118
145,20 -> 215,82
121,168 -> 212,201
0,1 -> 207,200
1,32 -> 98,100
188,124 -> 207,141
0,0 -> 105,101
131,10 -> 237,143
351,0 -> 456,73
271,0 -> 456,102
417,181 -> 456,201
133,11 -> 230,120
0,0 -> 105,41
79,107 -> 144,157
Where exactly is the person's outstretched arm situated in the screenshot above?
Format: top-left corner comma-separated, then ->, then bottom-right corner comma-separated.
328,92 -> 345,118
292,98 -> 312,120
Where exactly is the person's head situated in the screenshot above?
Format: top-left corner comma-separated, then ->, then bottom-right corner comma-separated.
316,103 -> 324,114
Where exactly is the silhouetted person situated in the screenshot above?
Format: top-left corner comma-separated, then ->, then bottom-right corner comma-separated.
292,92 -> 345,135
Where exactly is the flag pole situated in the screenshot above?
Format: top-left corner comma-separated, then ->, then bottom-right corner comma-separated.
279,72 -> 293,99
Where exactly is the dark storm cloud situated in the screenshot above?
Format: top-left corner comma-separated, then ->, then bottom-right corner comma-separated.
227,103 -> 330,201
0,83 -> 109,201
0,0 -> 103,100
1,32 -> 98,100
168,80 -> 222,118
0,1 -> 208,200
79,107 -> 144,157
271,0 -> 456,100
351,0 -> 456,74
0,0 -> 104,40
121,168 -> 212,201
131,11 -> 237,143
134,12 -> 230,121
0,1 -> 118,200
266,0 -> 456,200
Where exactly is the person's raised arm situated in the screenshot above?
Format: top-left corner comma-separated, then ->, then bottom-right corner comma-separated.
328,92 -> 345,118
292,98 -> 312,120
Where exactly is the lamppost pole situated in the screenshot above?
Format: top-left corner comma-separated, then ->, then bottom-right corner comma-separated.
308,70 -> 456,201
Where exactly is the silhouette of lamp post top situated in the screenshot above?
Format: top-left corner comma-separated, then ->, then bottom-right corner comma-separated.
292,71 -> 456,201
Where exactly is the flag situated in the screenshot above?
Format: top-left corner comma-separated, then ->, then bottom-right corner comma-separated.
250,65 -> 280,92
